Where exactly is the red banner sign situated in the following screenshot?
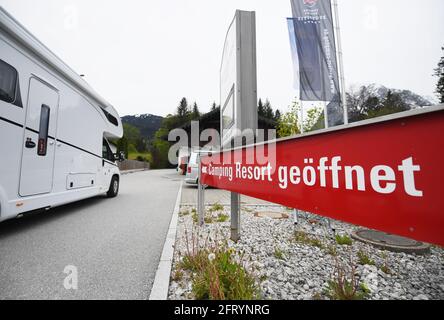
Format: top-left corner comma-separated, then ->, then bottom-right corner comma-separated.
201,109 -> 444,246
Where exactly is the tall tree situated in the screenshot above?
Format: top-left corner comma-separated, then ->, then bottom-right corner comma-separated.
274,109 -> 281,122
258,99 -> 265,117
177,97 -> 189,119
277,102 -> 323,138
211,102 -> 217,111
191,102 -> 200,120
434,46 -> 444,103
264,99 -> 274,120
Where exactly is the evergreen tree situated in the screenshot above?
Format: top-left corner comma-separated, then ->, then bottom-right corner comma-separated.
191,102 -> 200,120
274,109 -> 281,121
177,97 -> 189,119
211,102 -> 217,111
258,99 -> 265,117
434,46 -> 444,103
264,99 -> 274,120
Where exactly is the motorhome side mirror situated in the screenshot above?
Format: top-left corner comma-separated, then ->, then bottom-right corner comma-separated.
115,152 -> 125,162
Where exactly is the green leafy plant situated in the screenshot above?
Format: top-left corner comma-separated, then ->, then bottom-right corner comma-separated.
277,101 -> 323,138
312,292 -> 323,300
326,245 -> 338,257
294,231 -> 324,249
181,228 -> 259,300
171,268 -> 184,282
209,203 -> 224,212
204,215 -> 214,224
192,210 -> 198,224
379,252 -> 392,274
335,234 -> 353,246
274,247 -> 286,260
357,249 -> 375,266
216,214 -> 229,223
179,209 -> 190,217
326,257 -> 368,300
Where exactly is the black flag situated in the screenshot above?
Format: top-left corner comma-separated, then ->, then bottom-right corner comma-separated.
289,0 -> 341,103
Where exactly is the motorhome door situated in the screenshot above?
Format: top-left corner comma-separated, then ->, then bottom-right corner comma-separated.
19,77 -> 59,197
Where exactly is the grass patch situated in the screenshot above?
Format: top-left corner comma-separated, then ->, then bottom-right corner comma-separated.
171,268 -> 184,282
216,214 -> 229,223
294,231 -> 324,249
380,265 -> 391,275
192,210 -> 198,224
357,249 -> 375,266
274,247 -> 286,260
208,203 -> 224,212
182,248 -> 259,300
312,292 -> 323,300
379,251 -> 392,275
335,234 -> 353,246
181,234 -> 259,300
204,215 -> 214,224
179,209 -> 190,217
326,258 -> 369,300
326,245 -> 338,257
259,274 -> 268,282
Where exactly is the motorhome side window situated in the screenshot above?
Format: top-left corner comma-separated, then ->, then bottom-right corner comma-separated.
102,139 -> 115,162
0,59 -> 22,107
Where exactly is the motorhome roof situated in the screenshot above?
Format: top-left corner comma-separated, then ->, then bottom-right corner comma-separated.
0,7 -> 117,114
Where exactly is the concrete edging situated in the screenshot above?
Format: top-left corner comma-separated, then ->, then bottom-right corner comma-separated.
149,181 -> 183,300
121,169 -> 149,175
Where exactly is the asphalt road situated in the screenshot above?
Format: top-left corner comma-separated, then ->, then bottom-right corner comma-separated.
0,169 -> 182,300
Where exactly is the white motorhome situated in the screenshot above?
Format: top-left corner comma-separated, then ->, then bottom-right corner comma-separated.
0,8 -> 123,223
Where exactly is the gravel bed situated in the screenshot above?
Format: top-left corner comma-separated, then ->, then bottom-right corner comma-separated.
168,205 -> 444,300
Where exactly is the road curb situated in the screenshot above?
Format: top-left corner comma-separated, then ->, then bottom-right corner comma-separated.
121,169 -> 148,175
149,180 -> 183,300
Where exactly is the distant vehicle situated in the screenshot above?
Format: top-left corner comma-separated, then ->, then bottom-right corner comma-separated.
176,146 -> 189,175
185,149 -> 212,185
0,8 -> 124,223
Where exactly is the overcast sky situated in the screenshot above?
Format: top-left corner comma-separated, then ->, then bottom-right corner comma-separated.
1,0 -> 443,117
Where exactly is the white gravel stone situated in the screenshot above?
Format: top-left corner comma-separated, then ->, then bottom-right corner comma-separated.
168,205 -> 444,300
413,294 -> 429,300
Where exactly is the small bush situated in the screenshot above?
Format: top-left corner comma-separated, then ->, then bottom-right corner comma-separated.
209,203 -> 224,212
259,274 -> 268,282
379,252 -> 392,275
204,215 -> 214,224
216,214 -> 229,223
294,231 -> 324,249
335,234 -> 353,246
171,269 -> 184,282
274,247 -> 286,260
357,249 -> 375,266
312,292 -> 323,300
326,245 -> 338,257
380,265 -> 391,275
192,211 -> 198,224
180,250 -> 209,272
181,228 -> 259,300
184,249 -> 258,300
326,258 -> 368,300
179,210 -> 190,217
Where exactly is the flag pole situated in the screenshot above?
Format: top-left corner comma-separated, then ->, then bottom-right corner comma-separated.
332,0 -> 349,125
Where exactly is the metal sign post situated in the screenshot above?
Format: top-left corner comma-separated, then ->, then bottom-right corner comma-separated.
231,192 -> 241,241
332,0 -> 349,125
197,153 -> 205,226
220,10 -> 258,242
